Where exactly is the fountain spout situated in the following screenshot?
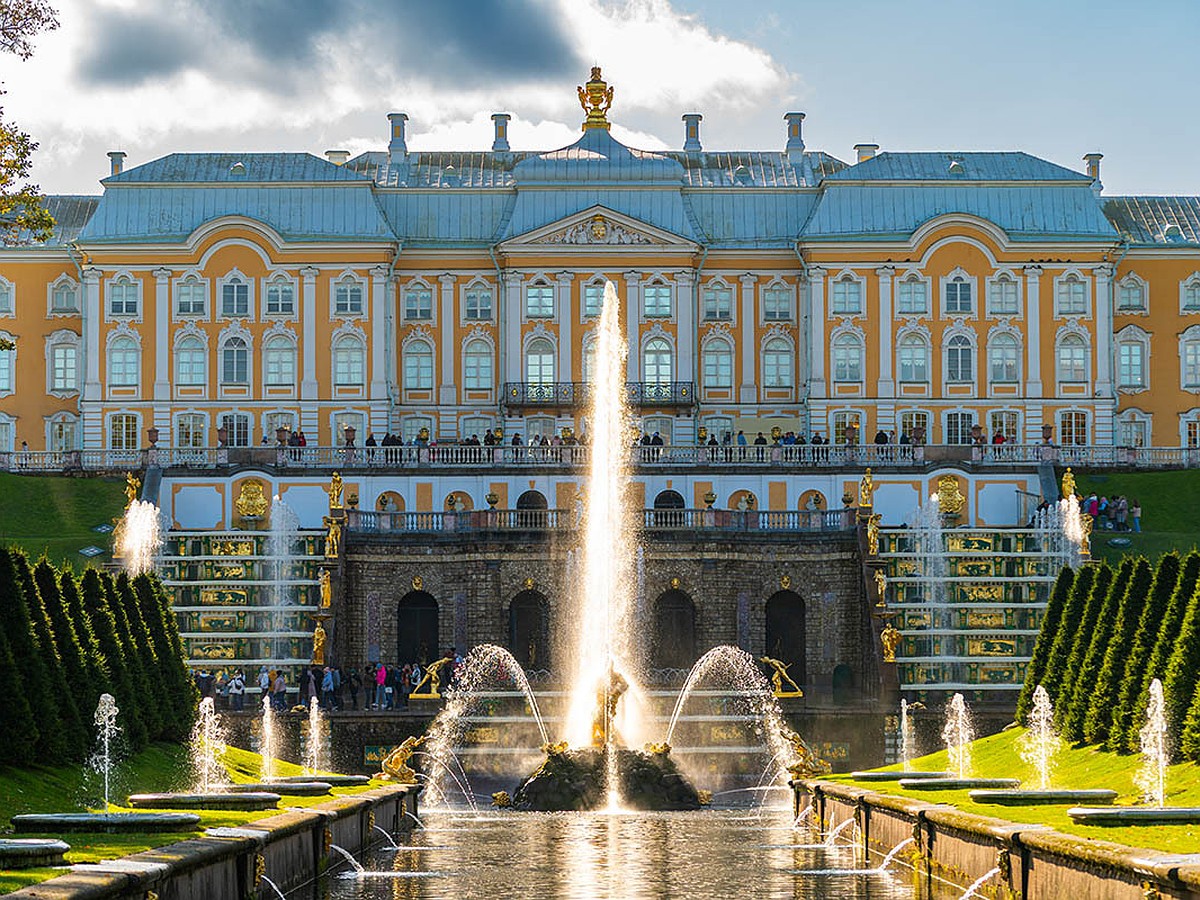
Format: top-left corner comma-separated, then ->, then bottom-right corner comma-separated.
591,664 -> 629,749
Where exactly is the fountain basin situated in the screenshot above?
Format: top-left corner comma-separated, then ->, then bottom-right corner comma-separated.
514,747 -> 701,812
0,838 -> 70,868
273,774 -> 370,787
850,771 -> 951,782
1067,806 -> 1200,825
899,778 -> 1020,791
127,792 -> 281,811
970,789 -> 1117,806
12,812 -> 201,833
231,781 -> 332,796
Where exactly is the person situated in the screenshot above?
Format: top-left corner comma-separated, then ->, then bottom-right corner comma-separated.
257,666 -> 270,697
753,431 -> 767,462
348,666 -> 361,710
736,429 -> 748,460
374,662 -> 388,710
228,669 -> 245,712
1131,498 -> 1142,533
874,429 -> 889,445
321,667 -> 335,710
271,669 -> 288,711
365,432 -> 377,461
511,432 -> 524,462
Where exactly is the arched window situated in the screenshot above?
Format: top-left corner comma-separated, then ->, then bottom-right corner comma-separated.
51,280 -> 79,313
702,338 -> 732,389
263,336 -> 296,386
988,333 -> 1020,383
176,336 -> 206,385
582,339 -> 597,383
525,338 -> 555,384
220,273 -> 250,317
946,334 -> 973,382
763,337 -> 793,387
1183,329 -> 1200,388
643,338 -> 673,384
1057,334 -> 1088,383
509,591 -> 550,671
897,333 -> 928,383
48,335 -> 80,392
0,341 -> 12,393
463,338 -> 493,390
220,336 -> 249,384
403,340 -> 434,389
109,336 -> 139,386
396,591 -> 439,664
651,590 -> 696,670
333,335 -> 365,386
765,590 -> 806,687
832,333 -> 862,383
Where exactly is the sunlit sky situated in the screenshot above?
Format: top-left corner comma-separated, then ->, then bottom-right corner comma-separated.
4,0 -> 1197,196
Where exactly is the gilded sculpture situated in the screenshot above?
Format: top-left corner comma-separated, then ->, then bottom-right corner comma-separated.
874,568 -> 888,606
779,726 -> 831,778
937,475 -> 965,515
881,623 -> 902,663
124,472 -> 141,506
758,657 -> 804,698
324,518 -> 341,559
577,66 -> 614,131
327,472 -> 344,511
1080,514 -> 1092,556
377,735 -> 425,783
859,468 -> 874,508
1061,467 -> 1076,501
311,620 -> 327,666
410,657 -> 453,699
235,480 -> 269,519
866,513 -> 882,556
319,569 -> 332,609
591,664 -> 629,748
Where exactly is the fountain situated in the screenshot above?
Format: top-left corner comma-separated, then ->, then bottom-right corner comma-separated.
851,699 -> 949,782
303,696 -> 329,775
266,495 -> 301,666
901,694 -> 1017,790
115,498 -> 162,576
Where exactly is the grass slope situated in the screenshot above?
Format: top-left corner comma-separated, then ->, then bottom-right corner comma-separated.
1072,469 -> 1200,564
0,472 -> 126,565
834,728 -> 1200,853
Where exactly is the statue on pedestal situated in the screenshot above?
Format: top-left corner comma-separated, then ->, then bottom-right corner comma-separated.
311,620 -> 327,666
327,472 -> 344,511
319,569 -> 332,609
378,735 -> 425,783
758,657 -> 804,698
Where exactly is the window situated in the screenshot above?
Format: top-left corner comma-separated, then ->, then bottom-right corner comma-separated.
335,277 -> 364,316
51,282 -> 79,313
583,284 -> 604,318
1118,281 -> 1146,311
265,278 -> 295,316
0,417 -> 11,451
403,340 -> 434,389
263,337 -> 295,387
763,287 -> 792,321
897,334 -> 929,383
900,411 -> 929,444
108,277 -> 139,316
945,411 -> 975,445
582,340 -> 597,383
333,336 -> 365,386
644,284 -> 671,318
464,287 -> 492,320
1118,342 -> 1146,388
220,336 -> 249,385
1057,274 -> 1087,315
831,276 -> 862,315
988,274 -> 1019,316
1057,335 -> 1088,383
108,336 -> 139,386
702,339 -> 733,389
220,413 -> 251,447
988,333 -> 1020,383
944,276 -> 972,315
263,412 -> 294,438
832,333 -> 863,382
48,416 -> 77,451
525,284 -> 554,318
644,338 -> 673,384
1184,341 -> 1200,388
176,278 -> 206,317
525,338 -> 554,384
703,286 -> 732,321
0,281 -> 12,314
1188,419 -> 1200,449
946,334 -> 974,382
463,339 -> 493,389
1118,415 -> 1148,449
51,343 -> 79,392
403,285 -> 432,321
833,411 -> 861,445
1059,411 -> 1088,446
220,276 -> 250,318
177,414 -> 206,448
763,338 -> 793,387
402,417 -> 432,443
333,413 -> 364,443
896,276 -> 928,315
0,344 -> 12,392
989,411 -> 1019,443
176,336 -> 206,386
1184,279 -> 1200,311
110,414 -> 138,450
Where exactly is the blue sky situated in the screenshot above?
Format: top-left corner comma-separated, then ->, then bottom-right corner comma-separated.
4,0 -> 1197,195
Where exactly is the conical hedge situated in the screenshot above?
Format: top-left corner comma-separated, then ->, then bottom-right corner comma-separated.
0,626 -> 37,766
59,567 -> 112,715
1162,578 -> 1200,754
81,568 -> 148,750
114,572 -> 165,740
1040,564 -> 1096,706
1085,557 -> 1154,745
1016,566 -> 1073,724
1054,563 -> 1113,732
35,559 -> 100,729
132,573 -> 195,740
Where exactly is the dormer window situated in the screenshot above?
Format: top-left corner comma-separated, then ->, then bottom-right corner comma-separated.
1164,224 -> 1184,243
733,165 -> 753,185
441,166 -> 460,187
229,162 -> 246,176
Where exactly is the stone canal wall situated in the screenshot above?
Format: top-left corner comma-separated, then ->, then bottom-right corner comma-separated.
7,784 -> 419,900
797,780 -> 1200,899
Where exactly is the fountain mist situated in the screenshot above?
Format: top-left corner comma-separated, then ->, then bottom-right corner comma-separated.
260,695 -> 277,782
267,496 -> 300,663
942,693 -> 974,779
303,696 -> 329,775
1136,678 -> 1169,807
115,500 -> 162,576
89,693 -> 121,811
190,697 -> 227,793
1019,685 -> 1062,790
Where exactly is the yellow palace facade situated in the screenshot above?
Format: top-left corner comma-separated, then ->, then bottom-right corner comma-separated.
2,70 -> 1199,456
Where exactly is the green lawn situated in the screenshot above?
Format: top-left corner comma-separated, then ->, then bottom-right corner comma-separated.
1069,469 -> 1200,563
0,472 -> 126,565
832,727 -> 1200,854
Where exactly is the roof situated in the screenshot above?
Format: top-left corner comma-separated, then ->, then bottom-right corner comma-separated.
513,129 -> 684,185
823,151 -> 1093,183
1103,197 -> 1200,246
687,191 -> 818,246
13,195 -> 100,246
105,153 -> 370,185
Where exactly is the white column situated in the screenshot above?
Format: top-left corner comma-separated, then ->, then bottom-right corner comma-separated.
299,266 -> 320,437
1024,265 -> 1043,442
808,267 -> 827,398
556,271 -> 573,381
738,274 -> 757,403
438,274 -> 457,405
676,270 -> 695,385
625,272 -> 641,381
151,268 -> 172,441
81,267 -> 103,448
503,271 -> 523,383
1094,263 -> 1114,398
876,265 -> 895,398
369,265 -> 390,436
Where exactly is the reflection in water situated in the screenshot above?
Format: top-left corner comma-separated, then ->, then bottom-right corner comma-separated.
314,807 -> 919,900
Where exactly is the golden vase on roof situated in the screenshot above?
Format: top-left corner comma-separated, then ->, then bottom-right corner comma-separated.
578,66 -> 614,131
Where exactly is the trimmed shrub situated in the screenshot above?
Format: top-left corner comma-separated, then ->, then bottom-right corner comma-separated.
1053,564 -> 1110,729
1041,565 -> 1096,705
0,626 -> 37,765
133,573 -> 196,740
1181,679 -> 1200,760
1063,559 -> 1133,742
1085,557 -> 1154,745
81,568 -> 147,750
1162,579 -> 1200,753
58,567 -> 112,714
114,572 -> 165,740
1017,566 -> 1073,724
35,559 -> 101,727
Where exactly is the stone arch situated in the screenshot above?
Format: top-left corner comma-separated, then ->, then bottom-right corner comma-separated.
396,590 -> 439,665
764,590 -> 806,688
516,490 -> 548,509
444,490 -> 474,512
797,490 -> 826,511
651,589 -> 696,670
728,489 -> 757,511
376,490 -> 405,512
653,489 -> 685,509
508,590 -> 550,672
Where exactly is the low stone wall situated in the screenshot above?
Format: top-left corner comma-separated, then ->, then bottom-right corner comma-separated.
8,784 -> 419,900
798,780 -> 1200,899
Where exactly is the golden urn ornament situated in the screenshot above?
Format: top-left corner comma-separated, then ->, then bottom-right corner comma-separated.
577,66 -> 614,131
235,480 -> 269,519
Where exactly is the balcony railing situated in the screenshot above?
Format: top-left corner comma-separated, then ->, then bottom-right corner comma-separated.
502,381 -> 695,408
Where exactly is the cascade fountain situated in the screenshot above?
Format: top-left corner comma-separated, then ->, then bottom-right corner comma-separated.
851,699 -> 948,781
266,495 -> 300,665
901,693 -> 1017,790
913,493 -> 948,627
260,694 -> 277,782
303,696 -> 328,775
190,697 -> 228,793
115,499 -> 163,576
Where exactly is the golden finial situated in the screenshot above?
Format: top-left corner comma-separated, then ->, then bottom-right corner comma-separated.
578,66 -> 614,131
1061,467 -> 1076,500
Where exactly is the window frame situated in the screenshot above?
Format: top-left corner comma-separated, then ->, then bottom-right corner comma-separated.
403,340 -> 434,390
986,272 -> 1020,317
220,336 -> 250,385
702,284 -> 733,321
762,285 -> 793,322
643,283 -> 672,318
403,283 -> 433,322
333,275 -> 365,318
49,278 -> 80,315
1055,273 -> 1089,317
897,332 -> 929,383
264,275 -> 296,318
218,273 -> 251,319
945,334 -> 975,383
830,275 -> 864,316
702,337 -> 733,390
524,337 -> 555,384
524,282 -> 555,319
109,413 -> 140,451
987,332 -> 1020,384
49,340 -> 80,393
108,335 -> 140,387
895,274 -> 929,316
943,274 -> 974,316
1056,334 -> 1089,384
831,332 -> 863,383
263,335 -> 297,388
107,276 -> 141,318
333,336 -> 366,387
462,338 -> 494,390
463,285 -> 493,321
175,335 -> 207,387
174,276 -> 208,318
643,337 -> 674,385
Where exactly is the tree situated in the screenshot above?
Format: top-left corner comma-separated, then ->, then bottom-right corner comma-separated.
1016,566 -> 1073,724
59,567 -> 111,713
1062,560 -> 1132,742
35,558 -> 96,725
1126,551 -> 1200,751
133,573 -> 195,740
81,568 -> 146,750
1181,680 -> 1200,760
1049,564 -> 1105,721
114,572 -> 165,740
1085,557 -> 1154,745
1162,579 -> 1200,753
0,625 -> 36,765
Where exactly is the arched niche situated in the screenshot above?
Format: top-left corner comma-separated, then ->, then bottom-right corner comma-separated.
764,590 -> 806,688
651,589 -> 696,670
396,590 -> 439,665
508,589 -> 550,672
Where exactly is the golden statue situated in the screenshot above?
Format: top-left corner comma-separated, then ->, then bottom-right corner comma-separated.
881,623 -> 902,663
643,742 -> 671,756
324,518 -> 341,559
696,789 -> 713,806
1061,467 -> 1076,501
937,474 -> 965,515
235,480 -> 269,518
1080,514 -> 1092,556
491,791 -> 512,808
867,513 -> 882,556
780,726 -> 831,778
578,66 -> 614,131
327,472 -> 344,510
859,468 -> 874,507
410,657 -> 453,700
319,569 -> 332,609
758,657 -> 804,698
311,620 -> 327,666
378,735 -> 425,783
124,472 -> 141,506
874,568 -> 888,606
591,664 -> 629,748
541,741 -> 570,756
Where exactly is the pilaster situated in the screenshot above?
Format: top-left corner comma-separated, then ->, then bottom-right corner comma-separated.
1024,266 -> 1043,398
676,270 -> 696,385
299,266 -> 320,437
625,272 -> 642,382
556,271 -> 573,381
1094,263 -> 1114,399
875,266 -> 895,398
738,274 -> 757,403
438,274 -> 457,405
503,271 -> 523,383
81,267 -> 102,448
808,267 -> 827,398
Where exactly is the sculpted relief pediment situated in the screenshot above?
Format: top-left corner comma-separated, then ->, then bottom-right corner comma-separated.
541,214 -> 654,246
502,206 -> 696,254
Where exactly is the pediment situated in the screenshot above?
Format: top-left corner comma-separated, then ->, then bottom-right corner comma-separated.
499,205 -> 698,254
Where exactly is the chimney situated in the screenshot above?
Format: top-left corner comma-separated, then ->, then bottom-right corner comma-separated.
325,149 -> 350,166
387,112 -> 409,164
682,113 -> 702,152
107,151 -> 126,177
854,143 -> 879,163
491,113 -> 511,152
784,112 -> 805,164
1084,152 -> 1103,182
